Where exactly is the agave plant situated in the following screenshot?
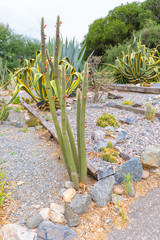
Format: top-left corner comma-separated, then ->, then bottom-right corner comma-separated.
105,35 -> 160,84
7,50 -> 83,109
47,36 -> 86,72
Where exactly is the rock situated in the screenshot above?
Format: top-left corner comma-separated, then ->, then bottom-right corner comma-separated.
64,204 -> 81,227
151,82 -> 160,88
26,213 -> 43,229
0,224 -> 37,240
90,104 -> 104,108
66,107 -> 72,112
127,183 -> 135,197
150,168 -> 159,173
104,126 -> 115,132
142,170 -> 150,179
91,130 -> 105,143
28,127 -> 36,132
33,204 -> 41,209
106,102 -> 116,107
15,122 -> 24,128
124,116 -> 137,124
35,125 -> 43,131
63,188 -> 76,203
65,181 -> 74,189
115,130 -> 129,144
115,157 -> 143,184
70,194 -> 92,214
108,92 -> 123,99
119,151 -> 131,161
115,127 -> 124,132
49,210 -> 65,224
50,203 -> 64,214
141,145 -> 160,168
97,165 -> 115,180
59,188 -> 67,197
113,185 -> 124,195
39,208 -> 50,221
37,221 -> 79,240
132,103 -> 142,108
90,175 -> 115,207
112,193 -> 123,205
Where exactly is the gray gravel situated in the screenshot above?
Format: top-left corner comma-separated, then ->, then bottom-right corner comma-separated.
0,106 -> 68,224
108,186 -> 160,240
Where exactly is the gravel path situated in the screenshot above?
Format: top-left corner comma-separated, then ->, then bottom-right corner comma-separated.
0,105 -> 68,224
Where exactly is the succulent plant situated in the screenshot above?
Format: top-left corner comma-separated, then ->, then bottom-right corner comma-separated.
107,141 -> 113,149
146,103 -> 156,122
96,113 -> 120,128
0,102 -> 9,122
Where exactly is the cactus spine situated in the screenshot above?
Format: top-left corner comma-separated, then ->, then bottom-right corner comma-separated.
41,16 -> 88,189
146,103 -> 156,122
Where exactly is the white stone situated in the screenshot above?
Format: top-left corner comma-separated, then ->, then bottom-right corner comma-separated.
142,145 -> 160,168
49,210 -> 65,224
39,208 -> 50,221
91,130 -> 105,143
113,185 -> 124,195
63,188 -> 76,203
0,224 -> 37,240
50,203 -> 64,214
65,181 -> 74,189
142,170 -> 150,179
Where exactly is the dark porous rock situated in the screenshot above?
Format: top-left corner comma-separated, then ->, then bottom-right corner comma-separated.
108,92 -> 123,99
70,194 -> 92,214
115,130 -> 129,144
97,165 -> 115,180
115,157 -> 143,185
64,204 -> 81,227
26,213 -> 43,229
132,103 -> 142,108
37,221 -> 79,240
119,116 -> 137,125
119,151 -> 131,161
90,176 -> 115,207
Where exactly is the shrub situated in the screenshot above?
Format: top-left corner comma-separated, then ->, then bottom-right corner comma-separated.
26,116 -> 41,127
96,113 -> 120,128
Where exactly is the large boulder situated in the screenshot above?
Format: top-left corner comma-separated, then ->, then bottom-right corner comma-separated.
91,130 -> 105,143
141,145 -> 160,168
37,221 -> 78,240
64,204 -> 81,227
115,157 -> 143,184
90,176 -> 115,207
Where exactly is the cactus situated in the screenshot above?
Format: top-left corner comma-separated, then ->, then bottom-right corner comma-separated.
108,156 -> 116,163
0,103 -> 9,122
103,153 -> 111,161
146,103 -> 156,122
41,16 -> 88,188
112,151 -> 118,157
107,141 -> 113,149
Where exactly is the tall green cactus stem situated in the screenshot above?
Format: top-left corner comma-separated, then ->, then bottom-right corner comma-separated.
61,66 -> 79,189
46,17 -> 79,173
41,17 -> 46,72
77,88 -> 81,173
0,104 -> 9,122
80,62 -> 88,183
41,17 -> 71,178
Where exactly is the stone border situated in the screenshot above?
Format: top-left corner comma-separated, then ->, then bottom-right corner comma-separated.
110,85 -> 160,94
106,102 -> 160,118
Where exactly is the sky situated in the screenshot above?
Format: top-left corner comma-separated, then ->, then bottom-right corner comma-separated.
0,0 -> 145,43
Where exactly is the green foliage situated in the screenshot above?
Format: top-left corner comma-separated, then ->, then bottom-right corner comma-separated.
114,193 -> 125,223
82,1 -> 158,60
0,101 -> 9,122
102,153 -> 111,161
43,115 -> 52,121
26,116 -> 41,127
122,101 -> 132,105
0,23 -> 40,70
107,141 -> 113,149
41,16 -> 88,189
96,113 -> 120,128
0,166 -> 8,207
105,35 -> 160,84
113,151 -> 118,157
21,128 -> 28,133
0,58 -> 9,89
14,107 -> 21,112
13,96 -> 20,104
141,23 -> 160,48
122,173 -> 133,196
146,103 -> 156,121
